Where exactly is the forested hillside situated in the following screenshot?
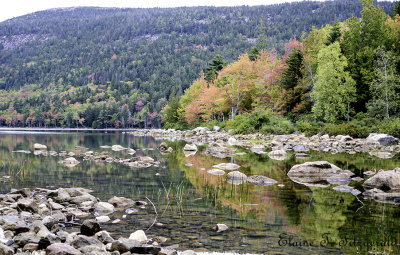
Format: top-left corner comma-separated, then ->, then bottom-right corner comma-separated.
0,0 -> 396,128
164,0 -> 400,138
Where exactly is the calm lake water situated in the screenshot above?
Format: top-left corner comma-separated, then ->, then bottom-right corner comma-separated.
1,131 -> 400,254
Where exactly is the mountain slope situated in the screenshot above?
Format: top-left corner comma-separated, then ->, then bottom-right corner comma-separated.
0,0 -> 395,128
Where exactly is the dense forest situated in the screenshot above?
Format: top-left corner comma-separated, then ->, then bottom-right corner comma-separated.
164,0 -> 400,138
0,0 -> 396,128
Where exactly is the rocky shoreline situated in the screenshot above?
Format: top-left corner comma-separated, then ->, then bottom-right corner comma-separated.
0,187 -> 218,255
129,128 -> 400,158
129,128 -> 400,204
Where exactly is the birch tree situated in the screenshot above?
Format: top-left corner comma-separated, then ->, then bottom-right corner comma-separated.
367,47 -> 399,119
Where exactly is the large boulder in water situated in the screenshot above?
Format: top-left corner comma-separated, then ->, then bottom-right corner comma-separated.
366,133 -> 398,146
288,161 -> 343,177
287,161 -> 353,187
363,169 -> 400,190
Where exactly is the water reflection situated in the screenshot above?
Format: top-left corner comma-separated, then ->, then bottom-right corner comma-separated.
0,131 -> 399,254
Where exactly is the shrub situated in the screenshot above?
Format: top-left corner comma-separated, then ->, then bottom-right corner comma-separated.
319,120 -> 370,138
296,120 -> 320,136
227,110 -> 296,135
379,119 -> 400,138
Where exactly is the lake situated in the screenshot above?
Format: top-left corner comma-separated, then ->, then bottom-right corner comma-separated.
0,130 -> 399,254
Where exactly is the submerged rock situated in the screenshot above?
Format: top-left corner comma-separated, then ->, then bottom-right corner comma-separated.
250,145 -> 266,154
226,171 -> 247,180
268,150 -> 287,160
363,188 -> 400,203
111,145 -> 126,151
247,175 -> 277,186
58,157 -> 80,167
207,169 -> 225,176
34,143 -> 47,151
333,185 -> 361,196
205,143 -> 236,158
212,163 -> 240,170
363,169 -> 400,190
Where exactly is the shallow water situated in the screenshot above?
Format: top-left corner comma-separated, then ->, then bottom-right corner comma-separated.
0,131 -> 399,254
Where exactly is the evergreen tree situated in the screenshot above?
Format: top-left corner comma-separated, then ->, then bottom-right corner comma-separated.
205,55 -> 225,83
391,1 -> 400,18
326,20 -> 341,45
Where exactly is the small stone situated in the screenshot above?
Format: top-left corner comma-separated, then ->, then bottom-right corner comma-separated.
129,230 -> 147,244
207,169 -> 225,176
96,216 -> 110,223
125,208 -> 138,215
130,246 -> 161,254
80,220 -> 100,236
213,223 -> 228,232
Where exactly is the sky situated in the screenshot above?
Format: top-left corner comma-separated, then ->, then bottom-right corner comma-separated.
0,0 -> 305,22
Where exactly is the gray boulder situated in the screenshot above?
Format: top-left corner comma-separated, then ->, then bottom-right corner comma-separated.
287,161 -> 353,187
363,169 -> 400,190
247,175 -> 277,186
80,220 -> 100,236
107,196 -> 134,208
366,133 -> 398,146
46,243 -> 81,255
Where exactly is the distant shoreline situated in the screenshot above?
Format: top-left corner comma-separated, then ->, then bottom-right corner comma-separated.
0,127 -> 144,132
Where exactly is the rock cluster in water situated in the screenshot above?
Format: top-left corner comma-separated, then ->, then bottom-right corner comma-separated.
130,128 -> 399,159
0,187 -> 204,255
130,128 -> 400,203
15,144 -> 161,169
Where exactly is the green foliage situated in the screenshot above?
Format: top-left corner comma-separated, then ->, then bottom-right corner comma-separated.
296,120 -> 321,136
312,42 -> 356,123
205,55 -> 225,83
367,47 -> 400,119
319,121 -> 370,138
325,19 -> 341,45
391,1 -> 400,18
341,0 -> 397,112
281,49 -> 304,91
226,111 -> 295,135
248,47 -> 260,61
379,119 -> 400,138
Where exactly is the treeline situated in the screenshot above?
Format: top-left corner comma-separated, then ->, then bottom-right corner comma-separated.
164,0 -> 400,138
0,0 -> 396,128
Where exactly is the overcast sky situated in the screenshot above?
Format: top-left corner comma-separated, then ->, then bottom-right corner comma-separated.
0,0 -> 310,22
